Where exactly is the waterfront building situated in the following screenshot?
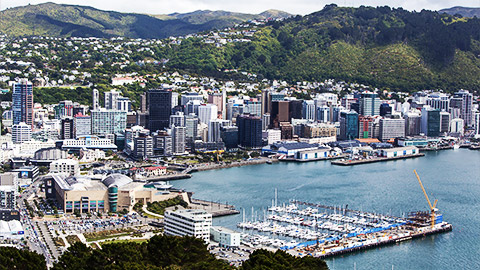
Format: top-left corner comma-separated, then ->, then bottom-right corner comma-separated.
405,111 -> 422,136
295,147 -> 332,161
50,159 -> 80,176
421,107 -> 441,137
12,79 -> 33,129
12,122 -> 32,144
264,129 -> 282,145
359,92 -> 380,116
262,141 -> 318,157
236,114 -> 262,148
73,113 -> 92,138
91,109 -> 127,135
450,118 -> 465,135
148,89 -> 172,132
339,111 -> 359,140
210,226 -> 241,248
220,126 -> 239,150
302,100 -> 316,121
378,146 -> 418,158
379,118 -> 405,142
440,111 -> 451,134
164,209 -> 212,243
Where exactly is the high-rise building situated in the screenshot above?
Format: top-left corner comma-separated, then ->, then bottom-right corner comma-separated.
244,101 -> 261,116
12,79 -> 34,129
171,125 -> 186,155
450,118 -> 465,135
452,90 -> 474,126
61,117 -> 74,140
405,111 -> 421,136
302,100 -> 316,121
148,89 -> 172,132
358,116 -> 374,138
91,109 -> 127,135
236,114 -> 262,148
134,134 -> 154,160
164,209 -> 212,243
379,103 -> 393,117
198,104 -> 218,125
12,122 -> 32,143
426,93 -> 450,111
181,92 -> 203,106
104,89 -> 121,110
270,101 -> 289,128
421,107 -> 441,137
359,92 -> 380,116
440,111 -> 451,134
208,92 -> 224,115
316,106 -> 330,123
185,114 -> 199,150
475,112 -> 480,135
171,92 -> 179,108
185,100 -> 202,116
208,119 -> 230,142
93,89 -> 100,110
220,126 -> 238,149
170,112 -> 185,128
379,118 -> 405,141
339,111 -> 359,140
153,131 -> 172,156
55,100 -> 74,119
289,100 -> 303,120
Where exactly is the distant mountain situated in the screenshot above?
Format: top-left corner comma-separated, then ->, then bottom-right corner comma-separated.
0,3 -> 292,38
440,6 -> 480,17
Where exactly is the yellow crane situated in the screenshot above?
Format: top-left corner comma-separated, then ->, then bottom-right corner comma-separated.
413,169 -> 438,228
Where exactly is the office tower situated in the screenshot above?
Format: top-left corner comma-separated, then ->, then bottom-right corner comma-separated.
148,89 -> 172,132
316,106 -> 329,123
262,114 -> 270,131
236,114 -> 262,148
171,92 -> 179,108
73,113 -> 91,138
55,100 -> 74,119
341,95 -> 357,111
61,117 -> 74,139
93,89 -> 100,110
289,100 -> 303,120
170,112 -> 185,128
339,111 -> 359,140
185,114 -> 199,150
421,107 -> 441,137
220,126 -> 238,149
426,93 -> 450,111
405,112 -> 421,136
379,118 -> 405,141
244,101 -> 261,116
172,125 -> 186,154
302,100 -> 316,121
140,93 -> 148,113
153,131 -> 172,156
208,119 -> 230,142
104,89 -> 121,110
226,102 -> 243,121
133,134 -> 153,160
208,92 -> 223,115
270,101 -> 289,128
12,122 -> 32,143
261,89 -> 270,116
475,112 -> 480,135
91,109 -> 127,135
222,88 -> 227,120
280,122 -> 293,140
452,90 -> 474,126
380,103 -> 392,117
12,79 -> 34,129
440,111 -> 451,134
181,92 -> 203,106
359,92 -> 380,116
450,118 -> 465,135
358,116 -> 374,139
198,104 -> 218,125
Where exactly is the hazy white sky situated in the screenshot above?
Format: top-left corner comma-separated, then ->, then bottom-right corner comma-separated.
1,0 -> 478,15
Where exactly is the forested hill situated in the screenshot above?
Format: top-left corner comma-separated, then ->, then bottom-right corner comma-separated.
162,5 -> 480,92
0,3 -> 291,39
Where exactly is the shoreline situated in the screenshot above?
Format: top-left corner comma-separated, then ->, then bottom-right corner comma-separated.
331,153 -> 425,166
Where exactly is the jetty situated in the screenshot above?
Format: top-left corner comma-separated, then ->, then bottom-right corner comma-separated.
279,154 -> 348,163
189,198 -> 240,217
331,153 -> 424,166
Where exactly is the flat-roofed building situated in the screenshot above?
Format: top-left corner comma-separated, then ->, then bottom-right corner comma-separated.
210,226 -> 241,248
164,209 -> 212,243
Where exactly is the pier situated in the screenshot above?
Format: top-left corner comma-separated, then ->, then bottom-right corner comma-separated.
331,153 -> 424,166
189,199 -> 240,217
278,154 -> 348,163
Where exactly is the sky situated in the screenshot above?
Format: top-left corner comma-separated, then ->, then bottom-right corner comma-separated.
0,0 -> 479,15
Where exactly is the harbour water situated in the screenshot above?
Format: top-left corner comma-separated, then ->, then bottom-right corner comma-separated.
173,149 -> 480,269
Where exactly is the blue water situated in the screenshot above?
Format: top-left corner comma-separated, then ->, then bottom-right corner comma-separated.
173,149 -> 480,269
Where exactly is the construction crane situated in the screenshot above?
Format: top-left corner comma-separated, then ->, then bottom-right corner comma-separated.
413,169 -> 438,228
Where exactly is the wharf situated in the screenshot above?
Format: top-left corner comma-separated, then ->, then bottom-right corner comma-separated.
331,153 -> 425,166
189,199 -> 240,217
279,154 -> 348,163
469,145 -> 480,150
143,173 -> 191,182
419,146 -> 453,151
296,224 -> 452,259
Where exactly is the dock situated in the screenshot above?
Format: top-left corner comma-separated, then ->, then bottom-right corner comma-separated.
189,199 -> 240,217
143,173 -> 192,182
279,154 -> 348,163
331,153 -> 424,166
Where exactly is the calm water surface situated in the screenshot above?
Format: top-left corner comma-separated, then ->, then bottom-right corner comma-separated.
173,149 -> 480,270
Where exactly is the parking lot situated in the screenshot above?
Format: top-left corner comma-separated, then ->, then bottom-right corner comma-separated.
209,244 -> 255,267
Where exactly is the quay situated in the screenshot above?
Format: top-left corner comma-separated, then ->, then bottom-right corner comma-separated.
331,153 -> 424,166
419,146 -> 453,151
279,154 -> 348,163
142,173 -> 192,182
189,198 -> 240,217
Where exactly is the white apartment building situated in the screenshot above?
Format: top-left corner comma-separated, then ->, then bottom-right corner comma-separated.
50,159 -> 80,176
164,209 -> 212,243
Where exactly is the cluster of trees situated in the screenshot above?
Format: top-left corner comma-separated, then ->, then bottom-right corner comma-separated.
146,196 -> 189,215
0,234 -> 329,269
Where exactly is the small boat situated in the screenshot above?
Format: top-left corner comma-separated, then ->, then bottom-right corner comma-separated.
453,144 -> 460,150
266,160 -> 273,164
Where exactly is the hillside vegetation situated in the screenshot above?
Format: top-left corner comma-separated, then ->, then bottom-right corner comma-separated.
158,5 -> 480,92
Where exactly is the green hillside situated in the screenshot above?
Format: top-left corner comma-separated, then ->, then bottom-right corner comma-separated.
160,5 -> 480,92
440,6 -> 480,18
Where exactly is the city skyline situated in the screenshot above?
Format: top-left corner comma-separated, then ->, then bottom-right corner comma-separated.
1,0 -> 479,16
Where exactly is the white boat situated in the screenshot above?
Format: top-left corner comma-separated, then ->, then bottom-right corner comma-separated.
453,144 -> 460,150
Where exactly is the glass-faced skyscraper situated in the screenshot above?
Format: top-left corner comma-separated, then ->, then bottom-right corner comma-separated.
12,79 -> 34,129
148,89 -> 172,132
